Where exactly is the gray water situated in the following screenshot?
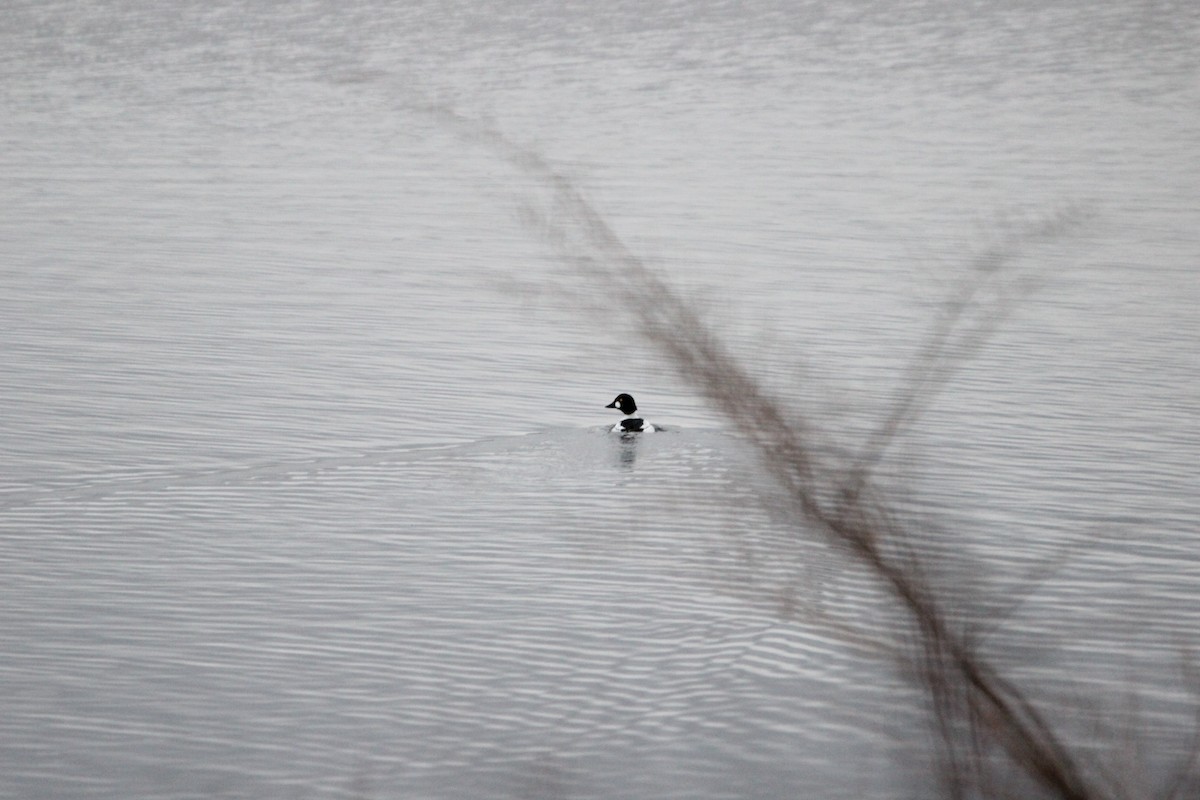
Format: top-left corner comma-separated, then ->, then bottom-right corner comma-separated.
2,1 -> 1199,798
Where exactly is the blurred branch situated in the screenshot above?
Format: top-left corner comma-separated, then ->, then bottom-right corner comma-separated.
841,206 -> 1089,512
437,112 -> 1148,800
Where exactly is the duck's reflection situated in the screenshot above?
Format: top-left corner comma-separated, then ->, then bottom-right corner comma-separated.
613,432 -> 640,470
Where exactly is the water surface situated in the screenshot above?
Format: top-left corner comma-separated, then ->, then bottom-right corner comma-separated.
2,0 -> 1199,797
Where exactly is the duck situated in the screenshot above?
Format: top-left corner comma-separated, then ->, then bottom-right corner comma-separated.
605,393 -> 656,433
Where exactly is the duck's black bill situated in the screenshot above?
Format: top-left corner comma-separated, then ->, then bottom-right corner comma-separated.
605,401 -> 618,408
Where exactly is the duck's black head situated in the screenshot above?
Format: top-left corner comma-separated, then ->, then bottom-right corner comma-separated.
605,393 -> 638,415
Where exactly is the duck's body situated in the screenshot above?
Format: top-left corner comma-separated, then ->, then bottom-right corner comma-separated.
611,416 -> 654,433
605,393 -> 656,433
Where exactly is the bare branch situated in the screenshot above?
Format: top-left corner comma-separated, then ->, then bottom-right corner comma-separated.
442,113 -> 1117,800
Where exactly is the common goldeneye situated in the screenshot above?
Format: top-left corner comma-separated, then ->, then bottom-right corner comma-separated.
605,393 -> 656,433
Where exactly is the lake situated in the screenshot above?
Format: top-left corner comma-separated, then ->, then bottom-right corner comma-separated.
2,1 -> 1199,797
